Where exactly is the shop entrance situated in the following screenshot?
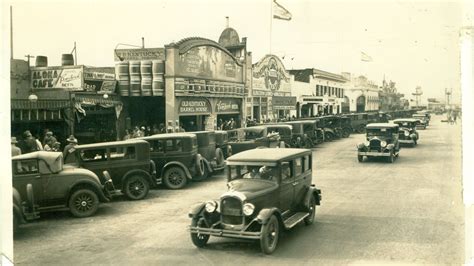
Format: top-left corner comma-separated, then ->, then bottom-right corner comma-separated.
217,114 -> 240,130
252,106 -> 260,122
179,115 -> 208,132
75,105 -> 117,144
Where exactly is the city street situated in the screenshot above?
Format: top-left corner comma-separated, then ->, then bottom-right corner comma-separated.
13,115 -> 464,265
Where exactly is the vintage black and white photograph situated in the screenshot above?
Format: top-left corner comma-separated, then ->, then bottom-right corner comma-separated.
1,0 -> 473,264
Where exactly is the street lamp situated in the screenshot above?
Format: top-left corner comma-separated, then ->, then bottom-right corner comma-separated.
28,91 -> 38,102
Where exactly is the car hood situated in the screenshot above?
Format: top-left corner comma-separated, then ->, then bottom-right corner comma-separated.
61,165 -> 100,180
225,179 -> 278,200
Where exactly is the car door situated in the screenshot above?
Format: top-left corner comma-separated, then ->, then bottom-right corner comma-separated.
292,157 -> 308,208
108,145 -> 140,184
149,139 -> 165,172
12,159 -> 43,205
279,161 -> 294,212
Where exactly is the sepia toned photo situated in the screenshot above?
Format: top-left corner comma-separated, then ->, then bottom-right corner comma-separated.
1,0 -> 473,264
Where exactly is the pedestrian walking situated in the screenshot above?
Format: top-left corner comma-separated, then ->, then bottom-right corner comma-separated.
11,137 -> 21,157
63,135 -> 78,162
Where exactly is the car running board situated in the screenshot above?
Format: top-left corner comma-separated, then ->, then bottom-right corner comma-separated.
283,212 -> 309,229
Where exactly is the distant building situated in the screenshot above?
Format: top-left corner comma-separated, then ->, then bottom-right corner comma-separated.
341,73 -> 379,113
378,78 -> 406,111
289,68 -> 347,117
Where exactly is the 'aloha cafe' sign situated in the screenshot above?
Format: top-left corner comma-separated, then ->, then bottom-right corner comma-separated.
31,66 -> 83,90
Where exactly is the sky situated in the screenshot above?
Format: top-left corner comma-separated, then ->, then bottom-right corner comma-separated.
2,0 -> 472,104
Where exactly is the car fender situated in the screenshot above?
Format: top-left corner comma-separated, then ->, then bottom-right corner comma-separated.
68,179 -> 109,203
356,143 -> 366,150
305,185 -> 322,206
161,161 -> 192,180
386,143 -> 395,150
410,133 -> 417,140
201,158 -> 213,173
122,169 -> 154,188
256,208 -> 282,225
188,202 -> 206,218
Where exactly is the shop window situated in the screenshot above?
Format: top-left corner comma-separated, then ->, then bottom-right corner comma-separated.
13,159 -> 39,175
324,86 -> 327,95
166,139 -> 182,152
80,148 -> 107,162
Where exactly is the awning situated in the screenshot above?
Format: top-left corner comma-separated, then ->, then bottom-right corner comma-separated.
74,94 -> 122,105
11,99 -> 70,110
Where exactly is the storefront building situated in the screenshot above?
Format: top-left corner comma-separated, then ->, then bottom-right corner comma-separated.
341,73 -> 380,113
250,55 -> 295,122
11,58 -> 123,144
289,68 -> 347,117
163,33 -> 246,131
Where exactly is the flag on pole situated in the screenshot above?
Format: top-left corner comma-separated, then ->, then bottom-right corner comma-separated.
273,0 -> 292,21
361,51 -> 373,62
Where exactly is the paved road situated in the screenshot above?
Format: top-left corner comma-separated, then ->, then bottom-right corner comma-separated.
14,115 -> 464,265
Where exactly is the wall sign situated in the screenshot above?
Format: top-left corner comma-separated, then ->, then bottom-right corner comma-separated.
31,66 -> 83,89
114,48 -> 165,61
215,99 -> 240,113
272,96 -> 297,110
253,55 -> 290,93
178,98 -> 211,114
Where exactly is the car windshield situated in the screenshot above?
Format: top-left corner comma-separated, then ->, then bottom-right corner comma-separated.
367,128 -> 392,137
395,122 -> 413,128
244,129 -> 264,140
229,165 -> 279,183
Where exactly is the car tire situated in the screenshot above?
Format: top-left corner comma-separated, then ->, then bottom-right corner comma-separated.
325,133 -> 333,142
357,155 -> 363,162
260,215 -> 279,254
123,175 -> 150,200
304,196 -> 316,225
193,165 -> 209,181
190,217 -> 210,247
215,148 -> 225,166
69,188 -> 99,218
163,166 -> 188,189
342,129 -> 351,138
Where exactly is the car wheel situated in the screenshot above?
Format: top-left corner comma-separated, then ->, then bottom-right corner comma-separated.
193,165 -> 209,181
260,215 -> 279,254
357,155 -> 364,162
123,175 -> 150,200
215,148 -> 225,166
304,196 -> 316,225
69,188 -> 99,218
325,133 -> 333,142
342,129 -> 350,138
163,166 -> 187,189
190,217 -> 210,247
195,154 -> 205,177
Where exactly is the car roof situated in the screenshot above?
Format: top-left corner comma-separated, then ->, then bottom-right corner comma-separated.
366,123 -> 399,129
12,151 -> 62,161
284,120 -> 314,124
140,133 -> 197,140
412,114 -> 425,117
266,124 -> 292,128
393,118 -> 418,123
227,148 -> 311,165
76,139 -> 149,149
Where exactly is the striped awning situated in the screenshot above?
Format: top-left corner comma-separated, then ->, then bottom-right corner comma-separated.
11,99 -> 70,110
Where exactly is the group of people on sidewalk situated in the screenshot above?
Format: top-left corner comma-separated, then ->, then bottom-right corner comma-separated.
11,130 -> 79,160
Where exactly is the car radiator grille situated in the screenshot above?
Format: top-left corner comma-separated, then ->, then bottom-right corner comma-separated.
220,197 -> 243,225
369,139 -> 381,151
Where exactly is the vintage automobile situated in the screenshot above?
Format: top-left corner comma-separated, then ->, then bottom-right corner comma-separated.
227,126 -> 282,155
392,118 -> 419,147
265,124 -> 293,147
188,148 -> 322,254
412,113 -> 429,128
215,130 -> 233,158
339,116 -> 353,138
284,120 -> 323,147
357,123 -> 400,163
191,131 -> 226,178
65,139 -> 160,200
13,186 -> 38,233
140,133 -> 206,189
12,151 -> 114,218
318,115 -> 344,141
347,113 -> 369,133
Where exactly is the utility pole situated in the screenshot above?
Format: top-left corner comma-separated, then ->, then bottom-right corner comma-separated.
25,54 -> 35,66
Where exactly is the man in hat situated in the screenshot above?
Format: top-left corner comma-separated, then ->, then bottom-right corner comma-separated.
11,137 -> 21,157
63,135 -> 78,161
43,131 -> 57,148
22,130 -> 39,154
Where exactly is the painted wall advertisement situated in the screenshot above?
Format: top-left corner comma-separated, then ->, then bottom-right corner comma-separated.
178,98 -> 211,114
252,55 -> 291,95
114,48 -> 165,61
177,46 -> 243,83
215,99 -> 240,113
31,66 -> 83,89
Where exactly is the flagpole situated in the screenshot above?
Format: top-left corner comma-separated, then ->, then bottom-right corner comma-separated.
269,0 -> 273,54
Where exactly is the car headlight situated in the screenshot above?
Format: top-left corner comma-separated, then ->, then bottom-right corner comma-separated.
242,203 -> 255,216
381,140 -> 387,147
364,141 -> 370,147
205,200 -> 218,213
404,130 -> 409,136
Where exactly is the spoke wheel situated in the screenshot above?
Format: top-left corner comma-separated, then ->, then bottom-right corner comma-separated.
124,175 -> 149,200
190,218 -> 210,247
260,215 -> 279,254
164,166 -> 187,189
69,188 -> 99,218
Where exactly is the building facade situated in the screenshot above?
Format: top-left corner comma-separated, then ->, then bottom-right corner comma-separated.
342,73 -> 380,113
290,68 -> 347,117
